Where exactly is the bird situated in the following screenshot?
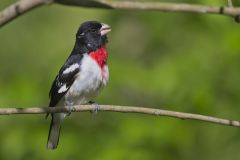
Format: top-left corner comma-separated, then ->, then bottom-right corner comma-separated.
47,21 -> 111,150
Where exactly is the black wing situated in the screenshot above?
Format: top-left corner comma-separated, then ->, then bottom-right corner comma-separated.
49,54 -> 82,107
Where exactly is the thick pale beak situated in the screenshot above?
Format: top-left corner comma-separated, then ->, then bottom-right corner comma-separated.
100,23 -> 111,36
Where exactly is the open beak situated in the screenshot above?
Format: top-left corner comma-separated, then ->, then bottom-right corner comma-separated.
100,23 -> 111,36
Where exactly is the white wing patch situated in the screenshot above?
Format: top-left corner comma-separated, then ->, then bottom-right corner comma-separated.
58,84 -> 68,93
63,63 -> 79,74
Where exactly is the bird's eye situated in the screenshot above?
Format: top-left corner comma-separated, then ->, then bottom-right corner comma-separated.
91,29 -> 97,33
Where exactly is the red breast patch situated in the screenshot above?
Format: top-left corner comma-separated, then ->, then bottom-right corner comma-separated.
89,47 -> 107,68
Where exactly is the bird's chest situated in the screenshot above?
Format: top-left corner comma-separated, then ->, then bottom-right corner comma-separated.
65,52 -> 109,104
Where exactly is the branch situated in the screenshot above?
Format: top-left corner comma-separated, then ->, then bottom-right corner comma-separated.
2,0 -> 240,27
56,0 -> 240,18
0,0 -> 51,27
1,105 -> 240,128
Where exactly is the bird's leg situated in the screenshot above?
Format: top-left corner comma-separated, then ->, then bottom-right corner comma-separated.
65,100 -> 75,116
89,101 -> 100,114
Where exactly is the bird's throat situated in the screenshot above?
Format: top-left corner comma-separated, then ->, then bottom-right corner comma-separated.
89,47 -> 107,68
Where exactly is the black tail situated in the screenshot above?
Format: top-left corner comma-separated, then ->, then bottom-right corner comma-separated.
47,115 -> 62,150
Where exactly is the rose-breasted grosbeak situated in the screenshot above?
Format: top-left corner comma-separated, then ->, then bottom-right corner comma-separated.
47,21 -> 111,149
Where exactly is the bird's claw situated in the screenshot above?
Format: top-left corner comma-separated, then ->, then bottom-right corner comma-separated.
67,106 -> 76,116
65,102 -> 75,116
89,101 -> 100,114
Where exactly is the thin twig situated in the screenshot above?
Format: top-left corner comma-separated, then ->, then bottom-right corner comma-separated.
55,0 -> 240,17
1,0 -> 240,27
0,0 -> 51,27
1,105 -> 240,128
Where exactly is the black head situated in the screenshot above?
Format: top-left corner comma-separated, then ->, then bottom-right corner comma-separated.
74,21 -> 111,53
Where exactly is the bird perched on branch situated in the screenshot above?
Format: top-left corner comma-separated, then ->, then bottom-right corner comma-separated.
47,21 -> 111,149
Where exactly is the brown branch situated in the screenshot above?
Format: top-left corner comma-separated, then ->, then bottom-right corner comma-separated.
0,0 -> 51,27
55,0 -> 240,17
1,105 -> 240,128
1,0 -> 240,27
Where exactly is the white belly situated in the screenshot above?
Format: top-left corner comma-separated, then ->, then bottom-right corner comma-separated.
65,54 -> 109,105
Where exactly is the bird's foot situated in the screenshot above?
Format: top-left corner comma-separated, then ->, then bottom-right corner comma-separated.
89,101 -> 100,114
65,101 -> 75,116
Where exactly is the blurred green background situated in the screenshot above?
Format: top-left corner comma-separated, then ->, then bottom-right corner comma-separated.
1,0 -> 240,159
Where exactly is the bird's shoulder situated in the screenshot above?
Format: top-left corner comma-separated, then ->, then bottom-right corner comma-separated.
49,54 -> 83,107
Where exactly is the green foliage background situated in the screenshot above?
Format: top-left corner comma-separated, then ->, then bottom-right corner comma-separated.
1,0 -> 240,159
